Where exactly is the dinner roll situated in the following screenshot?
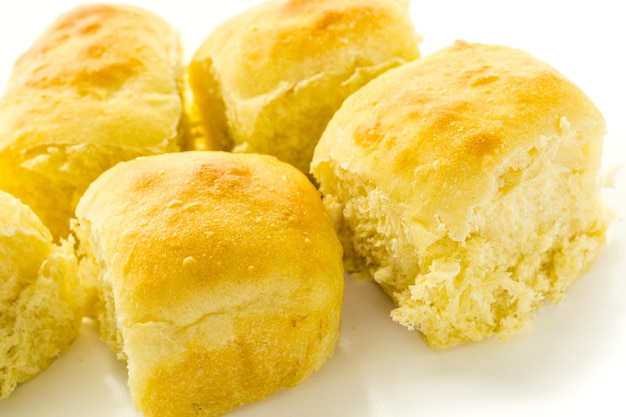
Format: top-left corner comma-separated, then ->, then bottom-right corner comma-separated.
0,190 -> 81,399
311,41 -> 610,348
71,151 -> 344,417
188,0 -> 420,173
0,4 -> 185,240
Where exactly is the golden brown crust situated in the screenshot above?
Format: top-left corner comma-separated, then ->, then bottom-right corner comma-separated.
73,151 -> 344,417
314,40 -> 606,246
15,5 -> 145,96
0,4 -> 185,239
188,0 -> 420,172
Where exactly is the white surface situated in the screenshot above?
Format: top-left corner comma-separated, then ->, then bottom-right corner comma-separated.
1,1 -> 625,416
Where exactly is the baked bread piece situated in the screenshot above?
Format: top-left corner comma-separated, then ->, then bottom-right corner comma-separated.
311,41 -> 610,348
188,0 -> 420,173
71,151 -> 344,417
0,4 -> 185,241
0,190 -> 82,398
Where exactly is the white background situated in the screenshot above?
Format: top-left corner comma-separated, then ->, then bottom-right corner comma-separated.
0,1 -> 624,416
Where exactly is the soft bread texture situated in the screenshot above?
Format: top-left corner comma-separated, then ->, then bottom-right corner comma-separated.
188,0 -> 420,173
72,151 -> 344,417
0,190 -> 82,398
311,41 -> 610,348
0,3 -> 185,240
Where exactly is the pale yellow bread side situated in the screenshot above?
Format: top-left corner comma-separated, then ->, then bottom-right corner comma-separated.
0,190 -> 82,398
0,3 -> 185,240
188,0 -> 420,173
311,41 -> 609,348
72,151 -> 344,417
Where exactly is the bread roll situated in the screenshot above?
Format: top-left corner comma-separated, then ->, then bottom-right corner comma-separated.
311,41 -> 610,348
0,4 -> 185,240
71,151 -> 344,417
188,0 -> 420,173
0,190 -> 82,398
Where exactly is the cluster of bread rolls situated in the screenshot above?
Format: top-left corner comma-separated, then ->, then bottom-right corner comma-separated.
0,0 -> 416,414
0,0 -> 610,415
